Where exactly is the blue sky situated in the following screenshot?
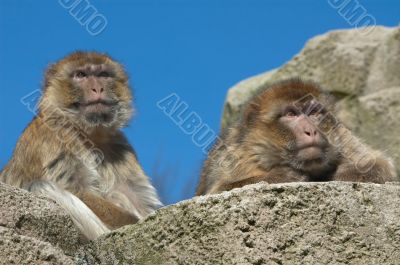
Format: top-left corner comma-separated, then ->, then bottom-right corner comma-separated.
0,0 -> 399,205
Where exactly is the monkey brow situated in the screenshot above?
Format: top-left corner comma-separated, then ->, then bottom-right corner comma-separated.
77,64 -> 105,71
74,64 -> 115,75
305,101 -> 324,114
292,100 -> 324,115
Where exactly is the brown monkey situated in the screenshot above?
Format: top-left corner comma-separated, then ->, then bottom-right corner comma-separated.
197,78 -> 397,195
0,51 -> 162,240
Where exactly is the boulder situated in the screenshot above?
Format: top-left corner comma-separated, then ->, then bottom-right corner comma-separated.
0,227 -> 74,265
0,183 -> 85,263
76,182 -> 400,265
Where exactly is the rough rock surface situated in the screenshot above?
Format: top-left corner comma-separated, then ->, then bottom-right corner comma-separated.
76,182 -> 400,265
0,183 -> 85,264
0,227 -> 74,265
222,26 -> 400,174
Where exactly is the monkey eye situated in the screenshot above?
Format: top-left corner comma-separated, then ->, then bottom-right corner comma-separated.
74,71 -> 87,79
308,105 -> 326,117
308,109 -> 319,116
286,111 -> 297,117
283,107 -> 299,117
98,71 -> 111,78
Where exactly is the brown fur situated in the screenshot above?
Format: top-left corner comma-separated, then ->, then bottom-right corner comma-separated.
197,78 -> 397,195
0,51 -> 162,240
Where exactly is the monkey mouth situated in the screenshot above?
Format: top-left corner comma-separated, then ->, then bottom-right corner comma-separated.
72,100 -> 118,125
297,145 -> 324,161
71,100 -> 118,110
76,100 -> 118,113
81,100 -> 118,107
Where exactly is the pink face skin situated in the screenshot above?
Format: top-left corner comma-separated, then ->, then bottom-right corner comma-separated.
72,64 -> 114,101
70,64 -> 119,125
279,100 -> 328,162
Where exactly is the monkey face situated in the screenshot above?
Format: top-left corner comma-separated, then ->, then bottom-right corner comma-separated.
243,79 -> 339,178
41,52 -> 133,130
277,99 -> 338,177
70,64 -> 122,125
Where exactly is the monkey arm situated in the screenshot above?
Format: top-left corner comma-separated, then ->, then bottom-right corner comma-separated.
104,138 -> 163,219
333,157 -> 396,183
209,175 -> 269,193
28,180 -> 110,240
208,168 -> 307,194
79,192 -> 139,230
330,125 -> 397,183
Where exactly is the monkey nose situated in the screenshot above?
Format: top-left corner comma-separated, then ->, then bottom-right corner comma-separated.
304,129 -> 315,136
91,87 -> 105,94
304,128 -> 319,139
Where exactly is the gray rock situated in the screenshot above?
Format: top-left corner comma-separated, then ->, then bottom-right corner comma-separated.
0,227 -> 74,265
76,182 -> 400,265
0,183 -> 85,257
222,26 -> 400,174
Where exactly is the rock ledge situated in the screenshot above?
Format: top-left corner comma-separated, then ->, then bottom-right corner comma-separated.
76,182 -> 400,265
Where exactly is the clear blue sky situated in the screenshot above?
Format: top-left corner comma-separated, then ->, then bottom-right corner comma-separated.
0,0 -> 398,205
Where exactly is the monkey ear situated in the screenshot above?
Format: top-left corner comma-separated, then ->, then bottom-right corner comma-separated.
243,101 -> 260,126
44,64 -> 57,87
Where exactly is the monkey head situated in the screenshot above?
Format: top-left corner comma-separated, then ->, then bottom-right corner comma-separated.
40,51 -> 133,131
242,79 -> 339,179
